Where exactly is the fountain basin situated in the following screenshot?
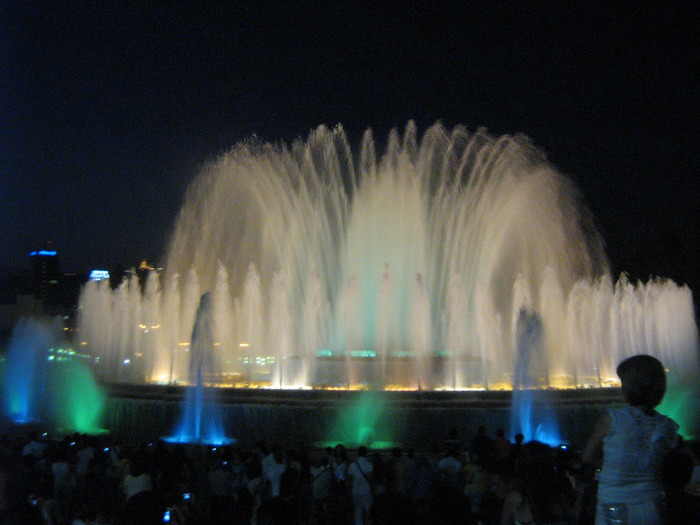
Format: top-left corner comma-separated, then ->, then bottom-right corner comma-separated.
101,383 -> 624,451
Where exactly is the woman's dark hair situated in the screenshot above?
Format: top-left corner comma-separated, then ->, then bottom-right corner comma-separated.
617,354 -> 667,408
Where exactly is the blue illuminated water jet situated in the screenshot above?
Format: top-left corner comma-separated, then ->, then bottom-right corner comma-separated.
167,293 -> 233,445
1,317 -> 59,423
510,308 -> 563,446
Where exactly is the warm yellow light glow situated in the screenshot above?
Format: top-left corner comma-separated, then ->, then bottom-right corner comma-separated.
139,260 -> 155,271
151,375 -> 171,384
239,343 -> 249,348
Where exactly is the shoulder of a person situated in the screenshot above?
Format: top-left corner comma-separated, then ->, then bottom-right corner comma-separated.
609,405 -> 628,417
657,412 -> 681,434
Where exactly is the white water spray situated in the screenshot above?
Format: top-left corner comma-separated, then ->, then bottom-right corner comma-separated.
78,122 -> 698,390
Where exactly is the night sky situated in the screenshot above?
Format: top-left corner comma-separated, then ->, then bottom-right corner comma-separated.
2,2 -> 698,292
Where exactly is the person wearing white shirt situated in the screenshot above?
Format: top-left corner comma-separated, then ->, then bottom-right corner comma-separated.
348,446 -> 374,525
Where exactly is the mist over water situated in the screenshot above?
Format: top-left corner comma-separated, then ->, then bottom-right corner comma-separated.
78,122 -> 699,391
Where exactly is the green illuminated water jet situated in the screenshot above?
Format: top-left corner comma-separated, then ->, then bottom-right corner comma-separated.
48,360 -> 107,435
319,391 -> 398,450
657,370 -> 700,440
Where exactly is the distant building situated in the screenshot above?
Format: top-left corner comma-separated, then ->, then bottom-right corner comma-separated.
136,259 -> 162,289
0,268 -> 40,344
89,270 -> 110,282
29,247 -> 61,314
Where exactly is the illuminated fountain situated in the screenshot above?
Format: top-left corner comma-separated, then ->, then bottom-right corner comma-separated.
78,122 -> 699,397
1,317 -> 105,434
47,359 -> 106,435
2,317 -> 58,423
167,292 -> 232,445
510,308 -> 563,444
318,390 -> 398,450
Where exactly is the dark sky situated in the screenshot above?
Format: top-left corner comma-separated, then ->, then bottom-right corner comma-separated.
1,2 -> 698,290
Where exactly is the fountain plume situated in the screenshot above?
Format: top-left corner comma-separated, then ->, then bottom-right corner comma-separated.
169,292 -> 230,444
78,122 -> 698,392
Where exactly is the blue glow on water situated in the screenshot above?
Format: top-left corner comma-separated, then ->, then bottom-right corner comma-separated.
166,381 -> 235,445
168,381 -> 232,446
166,293 -> 234,446
510,308 -> 564,447
511,389 -> 563,447
1,318 -> 57,423
29,250 -> 57,256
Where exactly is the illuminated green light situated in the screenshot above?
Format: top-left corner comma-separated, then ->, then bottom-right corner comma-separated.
657,371 -> 700,440
49,360 -> 106,434
324,391 -> 398,449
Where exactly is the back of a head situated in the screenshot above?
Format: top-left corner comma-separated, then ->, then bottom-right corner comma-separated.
617,354 -> 667,409
519,441 -> 554,473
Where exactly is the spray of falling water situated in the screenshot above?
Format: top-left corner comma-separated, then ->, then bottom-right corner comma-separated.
77,122 -> 698,393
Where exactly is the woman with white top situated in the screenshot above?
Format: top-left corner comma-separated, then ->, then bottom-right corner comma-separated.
584,354 -> 680,525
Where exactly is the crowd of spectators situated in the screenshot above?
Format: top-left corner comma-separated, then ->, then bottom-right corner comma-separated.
0,424 -> 698,524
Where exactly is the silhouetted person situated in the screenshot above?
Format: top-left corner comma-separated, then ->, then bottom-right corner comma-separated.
470,425 -> 493,466
501,441 -> 572,524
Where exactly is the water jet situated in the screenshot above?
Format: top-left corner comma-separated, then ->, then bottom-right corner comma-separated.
166,293 -> 234,445
1,317 -> 106,435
